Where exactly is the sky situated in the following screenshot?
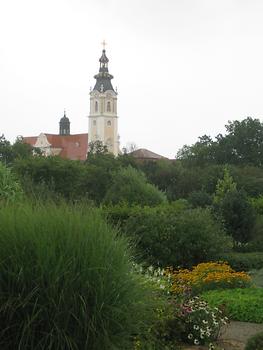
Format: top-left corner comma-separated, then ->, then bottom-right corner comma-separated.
1,0 -> 263,158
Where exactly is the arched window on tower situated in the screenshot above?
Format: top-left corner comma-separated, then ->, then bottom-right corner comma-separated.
95,101 -> 98,112
107,101 -> 111,112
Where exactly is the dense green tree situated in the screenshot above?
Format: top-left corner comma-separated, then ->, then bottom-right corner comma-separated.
177,117 -> 263,167
103,166 -> 167,206
215,189 -> 256,243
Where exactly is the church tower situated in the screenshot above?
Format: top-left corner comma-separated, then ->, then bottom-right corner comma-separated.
88,44 -> 119,156
59,110 -> 70,135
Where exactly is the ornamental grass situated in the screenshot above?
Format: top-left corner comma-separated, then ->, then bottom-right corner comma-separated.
0,202 -> 160,350
170,261 -> 251,295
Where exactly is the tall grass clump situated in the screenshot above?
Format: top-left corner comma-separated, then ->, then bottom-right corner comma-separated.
0,202 -> 159,350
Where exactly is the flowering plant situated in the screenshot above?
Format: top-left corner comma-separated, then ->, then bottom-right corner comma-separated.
174,296 -> 228,348
171,261 -> 251,295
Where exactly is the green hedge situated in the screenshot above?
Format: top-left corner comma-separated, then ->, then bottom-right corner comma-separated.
219,252 -> 263,271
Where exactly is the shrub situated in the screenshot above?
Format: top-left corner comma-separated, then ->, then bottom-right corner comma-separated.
103,200 -> 189,230
103,166 -> 167,206
245,332 -> 263,350
219,252 -> 263,271
202,288 -> 263,323
171,297 -> 228,347
0,202 -> 161,350
124,207 -> 232,267
214,189 -> 256,243
0,162 -> 23,202
170,262 -> 251,295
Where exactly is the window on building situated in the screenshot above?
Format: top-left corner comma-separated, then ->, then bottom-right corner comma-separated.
107,101 -> 111,112
95,101 -> 98,112
107,120 -> 111,126
93,120 -> 96,126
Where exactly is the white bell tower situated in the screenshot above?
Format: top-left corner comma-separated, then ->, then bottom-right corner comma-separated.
88,42 -> 119,156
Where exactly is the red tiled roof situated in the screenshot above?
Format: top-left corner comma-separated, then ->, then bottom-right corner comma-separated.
23,133 -> 88,161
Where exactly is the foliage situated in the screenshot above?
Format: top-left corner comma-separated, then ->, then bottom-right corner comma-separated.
245,332 -> 263,350
171,297 -> 228,347
213,167 -> 237,205
88,140 -> 108,155
103,200 -> 189,230
170,262 -> 251,295
0,202 -> 161,350
13,156 -> 87,200
0,135 -> 34,164
103,166 -> 167,206
202,288 -> 263,323
177,117 -> 263,167
188,190 -> 212,208
212,167 -> 256,243
0,162 -> 23,202
124,207 -> 232,267
219,252 -> 263,271
250,268 -> 263,288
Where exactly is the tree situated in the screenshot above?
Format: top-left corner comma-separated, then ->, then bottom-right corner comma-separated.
177,117 -> 263,167
88,140 -> 108,155
103,166 -> 167,206
213,167 -> 237,204
217,190 -> 256,243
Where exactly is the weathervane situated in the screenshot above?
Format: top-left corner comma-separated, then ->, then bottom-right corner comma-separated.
101,40 -> 107,50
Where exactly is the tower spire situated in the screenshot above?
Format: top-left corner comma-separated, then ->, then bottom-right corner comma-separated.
93,44 -> 115,93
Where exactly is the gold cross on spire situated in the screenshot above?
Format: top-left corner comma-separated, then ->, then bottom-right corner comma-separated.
101,40 -> 107,50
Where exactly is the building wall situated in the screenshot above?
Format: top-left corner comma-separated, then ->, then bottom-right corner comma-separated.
89,89 -> 118,156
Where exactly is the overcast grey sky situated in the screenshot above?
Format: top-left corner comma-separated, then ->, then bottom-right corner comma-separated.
1,0 -> 263,158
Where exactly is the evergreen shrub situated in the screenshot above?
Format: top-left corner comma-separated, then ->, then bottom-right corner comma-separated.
0,202 -> 160,350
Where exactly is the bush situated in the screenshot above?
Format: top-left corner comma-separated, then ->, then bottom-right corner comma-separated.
103,200 -> 189,230
0,202 -> 161,350
124,207 -> 232,267
103,166 -> 167,206
245,332 -> 263,350
170,262 -> 251,295
202,288 -> 263,323
0,162 -> 23,202
219,252 -> 263,271
214,189 -> 256,243
171,297 -> 228,346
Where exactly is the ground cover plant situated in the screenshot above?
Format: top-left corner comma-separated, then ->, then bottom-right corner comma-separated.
0,202 -> 163,350
202,288 -> 263,323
